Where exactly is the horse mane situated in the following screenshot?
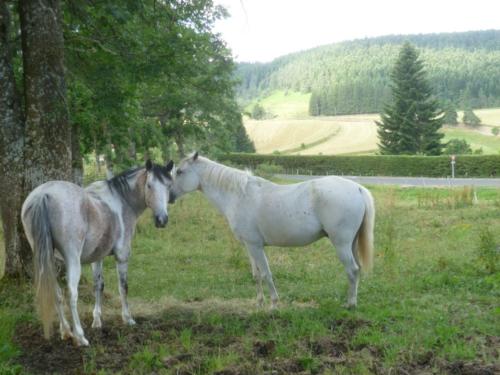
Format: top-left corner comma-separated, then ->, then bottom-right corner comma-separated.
106,167 -> 142,200
198,157 -> 252,195
106,164 -> 172,202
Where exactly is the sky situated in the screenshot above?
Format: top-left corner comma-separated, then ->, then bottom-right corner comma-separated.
213,0 -> 500,63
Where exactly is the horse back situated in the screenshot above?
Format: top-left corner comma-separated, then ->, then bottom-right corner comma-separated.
22,180 -> 120,263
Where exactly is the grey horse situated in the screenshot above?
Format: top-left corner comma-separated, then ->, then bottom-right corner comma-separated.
170,153 -> 375,309
22,159 -> 174,346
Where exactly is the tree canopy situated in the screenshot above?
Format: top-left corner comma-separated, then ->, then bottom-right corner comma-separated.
63,0 -> 253,169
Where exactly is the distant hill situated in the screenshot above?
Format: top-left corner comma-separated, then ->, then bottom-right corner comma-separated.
236,30 -> 500,115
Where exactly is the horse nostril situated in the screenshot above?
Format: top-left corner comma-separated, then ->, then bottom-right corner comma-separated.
155,214 -> 168,228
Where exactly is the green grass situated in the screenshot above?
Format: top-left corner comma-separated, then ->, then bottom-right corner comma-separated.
443,128 -> 500,154
0,225 -> 4,279
1,183 -> 499,373
246,90 -> 311,119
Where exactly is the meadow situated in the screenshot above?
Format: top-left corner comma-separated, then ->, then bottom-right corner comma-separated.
1,180 -> 499,374
244,91 -> 500,155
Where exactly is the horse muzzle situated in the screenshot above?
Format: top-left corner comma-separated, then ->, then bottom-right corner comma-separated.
155,214 -> 168,228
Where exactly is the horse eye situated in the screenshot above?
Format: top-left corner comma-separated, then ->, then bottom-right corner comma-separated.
147,183 -> 152,189
176,170 -> 183,176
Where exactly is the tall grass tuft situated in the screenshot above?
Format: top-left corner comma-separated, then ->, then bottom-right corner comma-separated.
417,186 -> 474,209
476,228 -> 499,274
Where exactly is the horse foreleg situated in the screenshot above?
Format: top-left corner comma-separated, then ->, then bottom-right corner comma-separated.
246,244 -> 279,309
66,259 -> 89,346
116,261 -> 136,325
245,248 -> 264,306
91,260 -> 104,329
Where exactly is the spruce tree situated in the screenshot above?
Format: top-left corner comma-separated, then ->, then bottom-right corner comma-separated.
376,43 -> 444,155
443,102 -> 458,125
462,107 -> 481,127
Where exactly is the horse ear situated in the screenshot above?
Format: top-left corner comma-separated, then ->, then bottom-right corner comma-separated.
166,160 -> 174,172
193,151 -> 199,161
146,159 -> 153,171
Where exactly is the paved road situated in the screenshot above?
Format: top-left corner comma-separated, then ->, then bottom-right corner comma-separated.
277,174 -> 500,187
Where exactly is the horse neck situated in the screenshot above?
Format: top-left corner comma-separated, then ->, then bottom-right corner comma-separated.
116,171 -> 148,219
196,159 -> 249,216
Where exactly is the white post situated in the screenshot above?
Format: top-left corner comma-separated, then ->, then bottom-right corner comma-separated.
451,155 -> 456,179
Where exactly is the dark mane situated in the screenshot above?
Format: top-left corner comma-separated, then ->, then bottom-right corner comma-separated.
106,164 -> 172,201
106,167 -> 142,200
149,164 -> 173,184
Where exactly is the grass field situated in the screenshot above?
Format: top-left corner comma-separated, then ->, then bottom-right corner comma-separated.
443,126 -> 500,154
245,91 -> 500,155
1,181 -> 499,374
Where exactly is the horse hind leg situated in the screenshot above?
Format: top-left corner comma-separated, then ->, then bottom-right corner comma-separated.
66,257 -> 89,346
329,234 -> 360,308
55,283 -> 73,341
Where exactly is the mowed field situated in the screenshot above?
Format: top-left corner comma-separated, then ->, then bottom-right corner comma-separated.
244,91 -> 500,155
1,182 -> 499,374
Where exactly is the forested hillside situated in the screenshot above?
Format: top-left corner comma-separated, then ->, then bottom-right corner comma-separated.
236,30 -> 500,115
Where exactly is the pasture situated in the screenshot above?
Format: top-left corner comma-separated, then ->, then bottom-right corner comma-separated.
1,182 -> 499,374
244,91 -> 500,155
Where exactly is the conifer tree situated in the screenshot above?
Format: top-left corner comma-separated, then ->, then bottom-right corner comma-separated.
377,42 -> 445,154
462,107 -> 481,127
443,102 -> 458,125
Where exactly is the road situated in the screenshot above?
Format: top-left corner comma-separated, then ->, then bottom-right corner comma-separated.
277,174 -> 500,187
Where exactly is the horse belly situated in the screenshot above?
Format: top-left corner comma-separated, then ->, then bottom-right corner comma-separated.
80,200 -> 118,264
260,214 -> 324,247
81,239 -> 114,264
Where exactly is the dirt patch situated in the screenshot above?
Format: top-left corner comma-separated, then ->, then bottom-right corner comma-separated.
13,313 -> 500,375
310,337 -> 347,362
444,361 -> 499,375
253,340 -> 276,357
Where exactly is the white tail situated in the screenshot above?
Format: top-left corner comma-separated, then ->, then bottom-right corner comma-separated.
357,187 -> 375,271
27,195 -> 58,339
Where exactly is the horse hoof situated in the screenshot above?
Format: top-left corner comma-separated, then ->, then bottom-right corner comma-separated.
91,320 -> 102,329
72,336 -> 89,347
343,303 -> 357,310
124,318 -> 136,326
61,331 -> 74,341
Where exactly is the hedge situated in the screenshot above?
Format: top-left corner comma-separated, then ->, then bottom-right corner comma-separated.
221,153 -> 500,178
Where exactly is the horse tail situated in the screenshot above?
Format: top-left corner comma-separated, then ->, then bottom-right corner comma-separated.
24,194 -> 58,339
357,187 -> 375,271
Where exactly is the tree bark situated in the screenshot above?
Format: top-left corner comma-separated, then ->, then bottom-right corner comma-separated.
71,123 -> 83,186
0,0 -> 72,278
0,2 -> 30,277
20,0 -> 72,192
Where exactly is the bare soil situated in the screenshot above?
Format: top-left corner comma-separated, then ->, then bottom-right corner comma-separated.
13,311 -> 499,375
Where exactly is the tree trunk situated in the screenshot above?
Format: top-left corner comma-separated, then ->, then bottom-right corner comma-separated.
20,0 -> 72,191
72,123 -> 83,186
0,0 -> 73,278
174,130 -> 185,158
0,2 -> 30,278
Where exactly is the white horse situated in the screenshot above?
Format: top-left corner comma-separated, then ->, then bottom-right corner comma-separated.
171,153 -> 375,309
21,160 -> 174,346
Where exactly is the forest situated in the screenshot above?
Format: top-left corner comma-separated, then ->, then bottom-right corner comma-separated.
236,30 -> 500,115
